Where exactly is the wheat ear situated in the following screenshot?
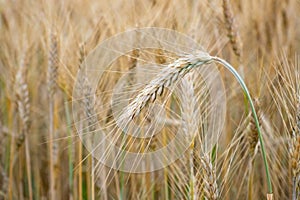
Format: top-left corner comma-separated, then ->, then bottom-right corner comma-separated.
200,154 -> 218,200
15,53 -> 32,200
179,74 -> 199,199
126,52 -> 273,197
126,52 -> 212,120
77,43 -> 86,200
15,55 -> 30,148
47,32 -> 59,200
79,46 -> 108,199
81,76 -> 97,200
222,0 -> 243,63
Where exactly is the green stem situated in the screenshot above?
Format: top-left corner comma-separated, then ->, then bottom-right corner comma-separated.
210,56 -> 273,195
64,97 -> 73,197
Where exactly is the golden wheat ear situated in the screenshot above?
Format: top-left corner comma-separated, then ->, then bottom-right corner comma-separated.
124,51 -> 273,197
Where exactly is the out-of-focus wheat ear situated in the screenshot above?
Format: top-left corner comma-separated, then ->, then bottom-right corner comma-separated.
15,52 -> 32,200
127,48 -> 140,88
48,32 -> 59,97
78,42 -> 86,70
155,49 -> 167,64
81,71 -> 108,200
247,99 -> 262,159
47,31 -> 59,200
82,77 -> 96,200
200,154 -> 218,200
15,54 -> 30,145
128,48 -> 139,70
8,67 -> 17,199
222,0 -> 243,65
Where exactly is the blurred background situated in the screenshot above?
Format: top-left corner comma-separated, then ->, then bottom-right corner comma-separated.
0,0 -> 299,199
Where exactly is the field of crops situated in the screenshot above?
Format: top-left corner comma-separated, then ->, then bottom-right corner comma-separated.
0,0 -> 299,199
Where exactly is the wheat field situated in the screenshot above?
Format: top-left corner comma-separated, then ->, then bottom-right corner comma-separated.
0,0 -> 300,199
